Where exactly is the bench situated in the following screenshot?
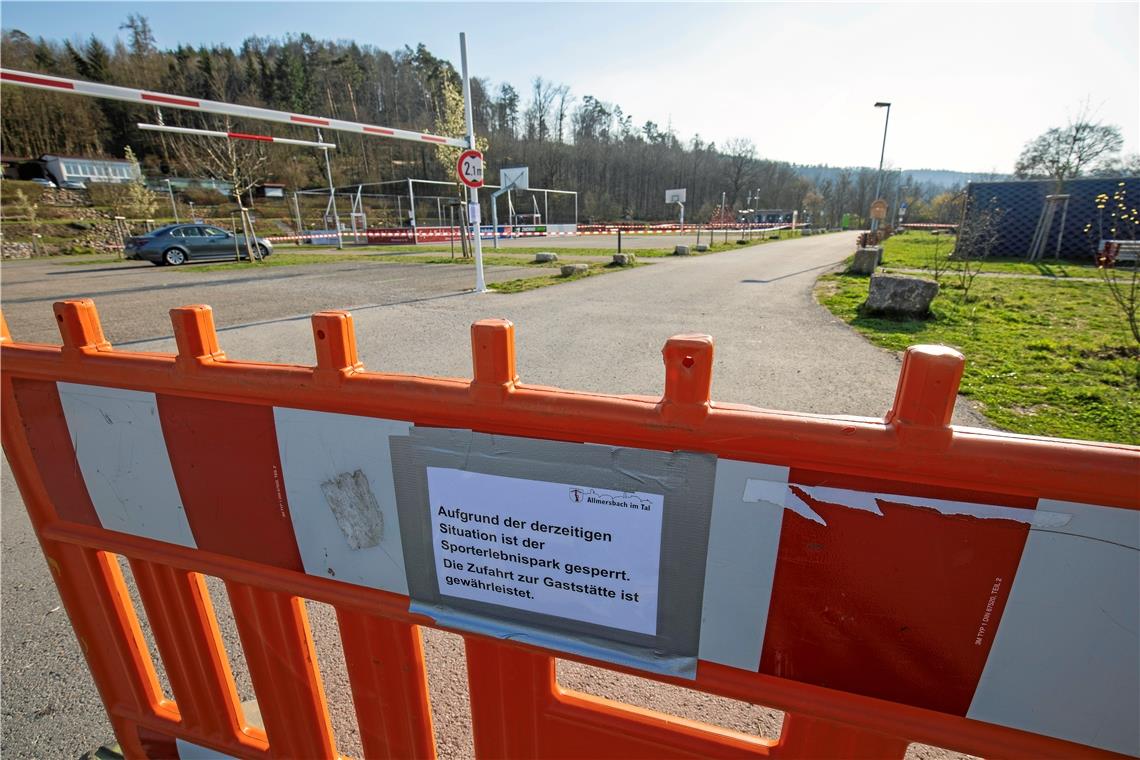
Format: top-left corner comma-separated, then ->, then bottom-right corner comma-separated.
1099,240 -> 1139,266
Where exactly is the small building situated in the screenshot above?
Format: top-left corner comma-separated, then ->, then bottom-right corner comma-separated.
42,154 -> 139,185
1,155 -> 30,180
258,183 -> 286,199
2,155 -> 51,181
739,208 -> 796,224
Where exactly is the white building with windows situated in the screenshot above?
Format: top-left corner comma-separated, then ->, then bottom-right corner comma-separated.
41,155 -> 139,185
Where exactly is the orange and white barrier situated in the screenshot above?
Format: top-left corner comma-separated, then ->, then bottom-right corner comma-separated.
1,302 -> 1135,759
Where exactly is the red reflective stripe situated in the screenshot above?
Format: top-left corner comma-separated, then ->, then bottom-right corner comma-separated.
156,395 -> 304,572
420,135 -> 448,144
140,93 -> 200,107
227,131 -> 274,143
760,469 -> 1033,716
364,126 -> 395,136
1,70 -> 74,89
11,379 -> 101,527
290,115 -> 329,126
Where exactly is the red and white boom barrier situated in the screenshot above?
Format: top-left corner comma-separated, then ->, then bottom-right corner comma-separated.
137,123 -> 337,149
0,68 -> 465,148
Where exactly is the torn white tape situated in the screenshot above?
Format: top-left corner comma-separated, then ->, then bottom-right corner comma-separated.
741,477 -> 788,506
742,479 -> 1073,529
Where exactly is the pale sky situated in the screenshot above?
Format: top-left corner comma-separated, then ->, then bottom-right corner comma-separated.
1,1 -> 1137,173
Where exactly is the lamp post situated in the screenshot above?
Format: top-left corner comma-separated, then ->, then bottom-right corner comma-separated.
165,179 -> 179,222
871,101 -> 891,231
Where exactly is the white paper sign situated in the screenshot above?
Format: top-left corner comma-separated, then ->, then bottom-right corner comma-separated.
427,467 -> 664,635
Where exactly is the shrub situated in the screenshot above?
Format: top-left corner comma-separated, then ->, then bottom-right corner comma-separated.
0,179 -> 46,205
178,187 -> 229,206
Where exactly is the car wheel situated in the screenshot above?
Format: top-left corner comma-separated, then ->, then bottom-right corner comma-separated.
256,244 -> 270,259
162,248 -> 187,266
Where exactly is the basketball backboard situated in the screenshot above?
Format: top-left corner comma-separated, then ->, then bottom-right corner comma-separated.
501,166 -> 529,191
666,188 -> 687,204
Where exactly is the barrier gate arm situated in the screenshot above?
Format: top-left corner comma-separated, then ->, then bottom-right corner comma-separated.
1,301 -> 1137,760
0,68 -> 467,148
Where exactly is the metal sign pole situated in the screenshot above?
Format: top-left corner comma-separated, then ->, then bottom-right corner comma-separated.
460,33 -> 486,293
320,137 -> 343,250
408,177 -> 417,244
165,180 -> 179,222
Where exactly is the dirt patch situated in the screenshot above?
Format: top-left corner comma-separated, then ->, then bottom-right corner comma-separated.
1078,345 -> 1140,360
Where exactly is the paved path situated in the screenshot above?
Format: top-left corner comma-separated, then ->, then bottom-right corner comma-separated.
1,231 -> 984,758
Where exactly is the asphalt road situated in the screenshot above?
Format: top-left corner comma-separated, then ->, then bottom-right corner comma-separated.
1,232 -> 985,759
481,230 -> 756,250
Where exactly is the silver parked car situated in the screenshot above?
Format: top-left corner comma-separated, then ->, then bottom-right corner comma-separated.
124,223 -> 273,266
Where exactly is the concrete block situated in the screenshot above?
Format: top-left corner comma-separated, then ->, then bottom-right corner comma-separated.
612,253 -> 636,266
674,245 -> 691,256
560,264 -> 589,276
849,248 -> 880,275
694,245 -> 709,252
533,252 -> 559,263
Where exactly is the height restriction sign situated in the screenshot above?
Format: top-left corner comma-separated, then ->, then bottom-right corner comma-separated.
457,149 -> 484,188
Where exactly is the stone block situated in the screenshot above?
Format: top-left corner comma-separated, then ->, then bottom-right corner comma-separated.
612,253 -> 635,266
533,252 -> 559,263
864,274 -> 939,316
674,245 -> 691,255
560,263 -> 589,276
849,247 -> 880,274
694,245 -> 709,252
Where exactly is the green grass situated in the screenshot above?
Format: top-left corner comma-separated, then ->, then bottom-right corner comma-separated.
489,262 -> 636,293
175,251 -> 570,272
360,244 -> 621,256
883,231 -> 1099,277
815,271 -> 1139,444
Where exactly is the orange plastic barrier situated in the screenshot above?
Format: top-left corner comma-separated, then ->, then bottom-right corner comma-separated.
1,300 -> 1137,760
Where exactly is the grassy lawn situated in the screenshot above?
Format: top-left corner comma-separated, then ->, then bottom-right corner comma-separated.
175,251 -> 570,272
815,269 -> 1138,444
883,231 -> 1100,277
346,244 -> 620,257
489,262 -> 638,293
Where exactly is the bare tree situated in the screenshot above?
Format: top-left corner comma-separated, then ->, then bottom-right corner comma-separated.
1088,187 -> 1140,347
524,77 -> 559,141
167,116 -> 268,207
165,116 -> 269,260
554,85 -> 573,144
723,138 -> 756,206
1015,104 -> 1124,188
952,197 -> 1003,301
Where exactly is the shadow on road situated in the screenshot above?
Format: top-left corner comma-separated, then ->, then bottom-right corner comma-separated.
46,264 -> 156,275
740,262 -> 838,284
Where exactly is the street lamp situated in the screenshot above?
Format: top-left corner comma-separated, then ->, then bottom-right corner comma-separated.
871,101 -> 891,231
165,179 -> 179,222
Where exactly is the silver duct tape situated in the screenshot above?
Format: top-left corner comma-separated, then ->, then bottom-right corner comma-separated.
410,601 -> 698,679
390,427 -> 716,678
